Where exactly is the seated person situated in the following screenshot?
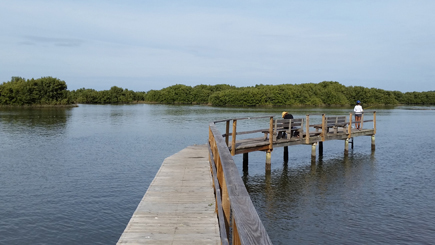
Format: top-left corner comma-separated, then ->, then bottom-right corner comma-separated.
277,112 -> 293,139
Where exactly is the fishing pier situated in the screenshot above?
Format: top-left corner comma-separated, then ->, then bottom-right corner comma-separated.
118,112 -> 376,244
215,111 -> 376,171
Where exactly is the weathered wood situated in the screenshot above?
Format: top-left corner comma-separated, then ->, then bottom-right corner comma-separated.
268,117 -> 273,151
311,143 -> 317,160
373,111 -> 377,135
371,135 -> 375,151
209,124 -> 272,244
345,139 -> 349,153
226,120 -> 230,146
231,120 -> 237,156
266,150 -> 271,172
305,115 -> 310,144
263,118 -> 304,141
321,114 -> 326,141
117,145 -> 220,245
208,145 -> 230,245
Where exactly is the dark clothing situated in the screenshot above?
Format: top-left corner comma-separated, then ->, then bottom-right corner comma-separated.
282,113 -> 299,138
283,114 -> 293,120
278,114 -> 294,139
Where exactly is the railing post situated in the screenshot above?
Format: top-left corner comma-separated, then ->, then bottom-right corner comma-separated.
232,215 -> 241,245
348,113 -> 352,138
321,114 -> 326,142
225,120 -> 230,146
269,116 -> 273,151
373,111 -> 377,135
231,120 -> 237,156
305,115 -> 310,144
361,113 -> 364,129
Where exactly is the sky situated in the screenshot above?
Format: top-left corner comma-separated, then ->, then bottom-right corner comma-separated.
1,0 -> 434,92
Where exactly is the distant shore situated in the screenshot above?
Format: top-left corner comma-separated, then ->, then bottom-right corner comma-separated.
0,104 -> 79,108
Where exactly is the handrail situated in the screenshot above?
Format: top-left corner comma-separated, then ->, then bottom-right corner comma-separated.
209,123 -> 272,245
208,145 -> 229,245
213,115 -> 274,124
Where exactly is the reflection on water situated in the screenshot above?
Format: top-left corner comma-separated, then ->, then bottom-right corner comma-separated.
0,107 -> 69,131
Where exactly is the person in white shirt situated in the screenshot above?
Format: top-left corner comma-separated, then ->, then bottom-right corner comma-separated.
354,100 -> 363,129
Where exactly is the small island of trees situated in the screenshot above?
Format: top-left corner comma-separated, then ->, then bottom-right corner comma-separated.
1,76 -> 434,107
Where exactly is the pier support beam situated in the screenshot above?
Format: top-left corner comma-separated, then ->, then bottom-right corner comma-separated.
318,142 -> 323,156
243,153 -> 248,172
371,135 -> 375,151
265,150 -> 272,172
283,146 -> 288,162
344,139 -> 349,155
311,143 -> 317,162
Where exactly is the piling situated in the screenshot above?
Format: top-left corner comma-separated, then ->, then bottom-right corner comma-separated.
283,146 -> 289,162
344,139 -> 349,154
311,143 -> 317,161
243,153 -> 249,171
371,135 -> 375,151
266,150 -> 272,172
319,141 -> 323,156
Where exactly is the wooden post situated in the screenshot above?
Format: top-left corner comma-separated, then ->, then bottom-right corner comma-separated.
373,111 -> 377,135
243,153 -> 248,171
371,135 -> 375,151
306,115 -> 310,144
361,113 -> 364,129
348,113 -> 352,138
225,120 -> 230,146
284,146 -> 288,162
269,116 -> 274,147
311,143 -> 317,161
319,141 -> 323,156
321,114 -> 326,142
266,150 -> 272,172
345,138 -> 349,154
232,216 -> 241,245
231,120 -> 237,156
221,174 -> 230,235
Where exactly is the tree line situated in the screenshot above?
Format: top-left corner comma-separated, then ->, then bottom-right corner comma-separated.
1,77 -> 434,106
144,81 -> 435,106
0,77 -> 72,105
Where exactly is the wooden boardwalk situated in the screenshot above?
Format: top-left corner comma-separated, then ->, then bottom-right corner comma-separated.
232,128 -> 375,155
117,145 -> 220,245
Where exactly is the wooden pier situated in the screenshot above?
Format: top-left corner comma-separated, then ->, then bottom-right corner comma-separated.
117,145 -> 220,244
217,112 -> 377,171
118,112 -> 376,245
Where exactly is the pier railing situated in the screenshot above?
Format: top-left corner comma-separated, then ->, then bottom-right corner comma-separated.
208,120 -> 272,245
207,112 -> 376,244
216,112 -> 376,155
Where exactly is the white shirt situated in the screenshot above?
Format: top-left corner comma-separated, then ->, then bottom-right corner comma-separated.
354,105 -> 363,114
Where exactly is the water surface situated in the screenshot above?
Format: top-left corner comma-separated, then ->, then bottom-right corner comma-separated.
0,105 -> 434,244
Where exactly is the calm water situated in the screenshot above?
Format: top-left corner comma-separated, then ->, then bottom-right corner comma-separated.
1,104 -> 434,244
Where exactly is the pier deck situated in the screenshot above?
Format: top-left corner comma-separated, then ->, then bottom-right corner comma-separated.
232,128 -> 374,155
117,145 -> 220,245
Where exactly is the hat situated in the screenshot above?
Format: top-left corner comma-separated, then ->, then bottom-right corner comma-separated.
282,112 -> 288,118
356,100 -> 361,104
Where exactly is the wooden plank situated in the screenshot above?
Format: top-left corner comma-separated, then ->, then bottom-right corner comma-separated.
231,120 -> 237,156
117,145 -> 220,245
208,145 -> 230,245
209,124 -> 272,244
